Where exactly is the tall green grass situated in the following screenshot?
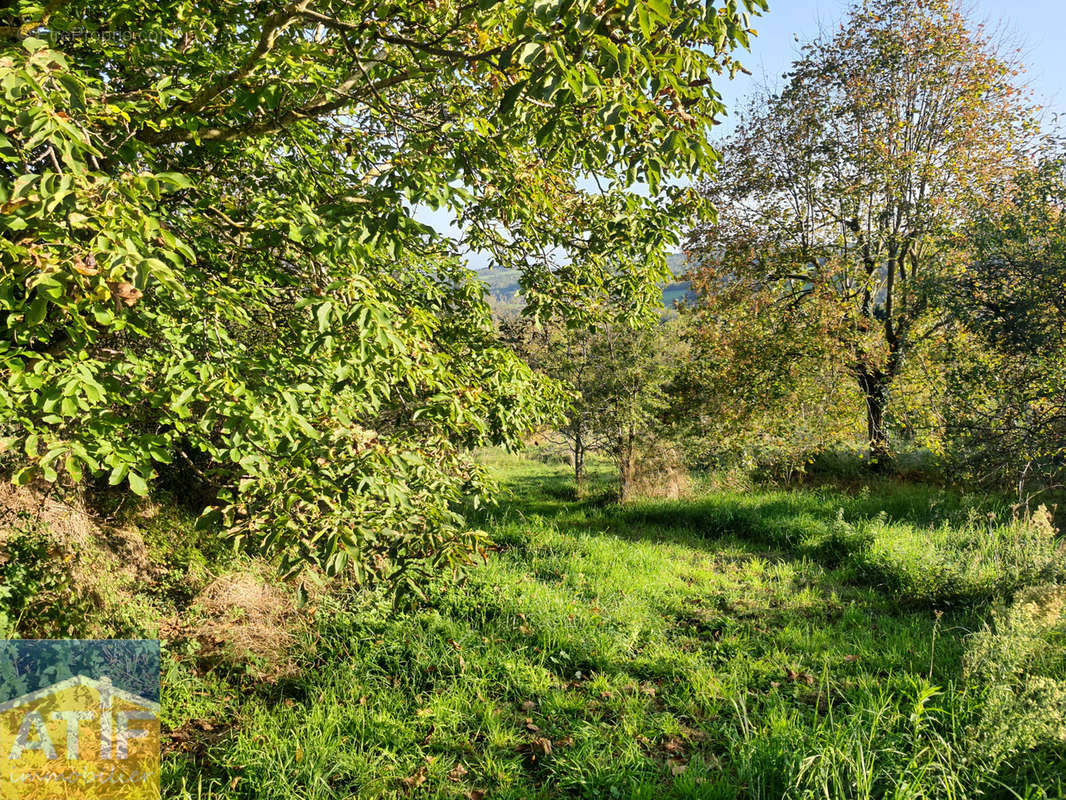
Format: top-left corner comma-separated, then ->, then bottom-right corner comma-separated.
160,455 -> 1066,799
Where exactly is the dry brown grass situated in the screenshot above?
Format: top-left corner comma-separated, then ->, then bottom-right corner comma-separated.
179,567 -> 299,679
627,442 -> 691,501
0,482 -> 157,635
0,481 -> 95,549
1,483 -> 307,673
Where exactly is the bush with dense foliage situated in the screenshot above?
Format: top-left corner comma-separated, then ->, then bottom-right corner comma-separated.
936,147 -> 1066,497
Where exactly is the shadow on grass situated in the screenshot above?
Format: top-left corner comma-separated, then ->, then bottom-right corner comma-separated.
488,468 -> 1053,609
469,474 -> 619,523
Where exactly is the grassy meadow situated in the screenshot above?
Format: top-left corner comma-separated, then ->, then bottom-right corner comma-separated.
7,3 -> 1066,799
158,451 -> 1066,800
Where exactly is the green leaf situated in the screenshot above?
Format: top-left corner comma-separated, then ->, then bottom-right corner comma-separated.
647,0 -> 671,22
171,386 -> 196,413
108,463 -> 129,486
24,297 -> 47,327
195,508 -> 223,531
128,470 -> 149,497
517,42 -> 542,66
65,454 -> 83,482
535,119 -> 558,147
12,174 -> 37,200
499,80 -> 527,116
316,301 -> 333,333
11,466 -> 35,486
157,172 -> 193,190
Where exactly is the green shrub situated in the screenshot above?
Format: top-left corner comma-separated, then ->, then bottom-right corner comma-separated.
0,514 -> 98,637
964,584 -> 1066,773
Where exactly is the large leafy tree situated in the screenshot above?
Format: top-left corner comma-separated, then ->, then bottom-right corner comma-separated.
686,0 -> 1034,465
675,269 -> 864,476
0,0 -> 762,596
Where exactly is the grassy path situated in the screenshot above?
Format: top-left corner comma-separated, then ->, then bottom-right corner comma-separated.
163,455 -> 1065,799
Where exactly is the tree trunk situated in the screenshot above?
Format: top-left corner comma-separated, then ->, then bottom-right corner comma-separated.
618,454 -> 633,502
617,426 -> 636,502
856,368 -> 891,468
572,434 -> 585,496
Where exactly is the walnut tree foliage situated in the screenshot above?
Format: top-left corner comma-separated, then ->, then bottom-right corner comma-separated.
0,0 -> 763,596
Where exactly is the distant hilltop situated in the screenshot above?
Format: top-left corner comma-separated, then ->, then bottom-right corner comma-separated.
475,253 -> 692,309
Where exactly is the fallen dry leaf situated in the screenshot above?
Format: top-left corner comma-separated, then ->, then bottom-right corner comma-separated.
667,758 -> 687,776
400,766 -> 427,792
530,737 -> 552,758
520,700 -> 536,712
786,668 -> 815,686
684,726 -> 709,742
448,763 -> 468,782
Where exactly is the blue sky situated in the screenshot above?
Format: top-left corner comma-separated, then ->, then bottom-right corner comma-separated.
426,1 -> 1066,267
716,0 -> 1066,135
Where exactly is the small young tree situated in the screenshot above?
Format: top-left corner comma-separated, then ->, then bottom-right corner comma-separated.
501,312 -> 682,499
497,312 -> 608,492
687,0 -> 1036,465
590,322 -> 681,501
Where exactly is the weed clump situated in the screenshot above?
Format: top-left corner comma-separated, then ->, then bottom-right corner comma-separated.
964,583 -> 1066,765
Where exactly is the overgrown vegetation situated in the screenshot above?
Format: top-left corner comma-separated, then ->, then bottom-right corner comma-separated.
154,455 -> 1065,798
2,0 -> 1066,796
2,426 -> 1064,798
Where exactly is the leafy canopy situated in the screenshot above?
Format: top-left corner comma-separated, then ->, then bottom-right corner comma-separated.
0,0 -> 762,595
686,0 -> 1035,462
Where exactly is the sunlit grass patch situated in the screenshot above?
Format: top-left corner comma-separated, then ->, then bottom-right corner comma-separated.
161,456 -> 1066,799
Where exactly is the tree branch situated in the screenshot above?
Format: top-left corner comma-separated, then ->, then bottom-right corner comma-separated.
178,1 -> 313,117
